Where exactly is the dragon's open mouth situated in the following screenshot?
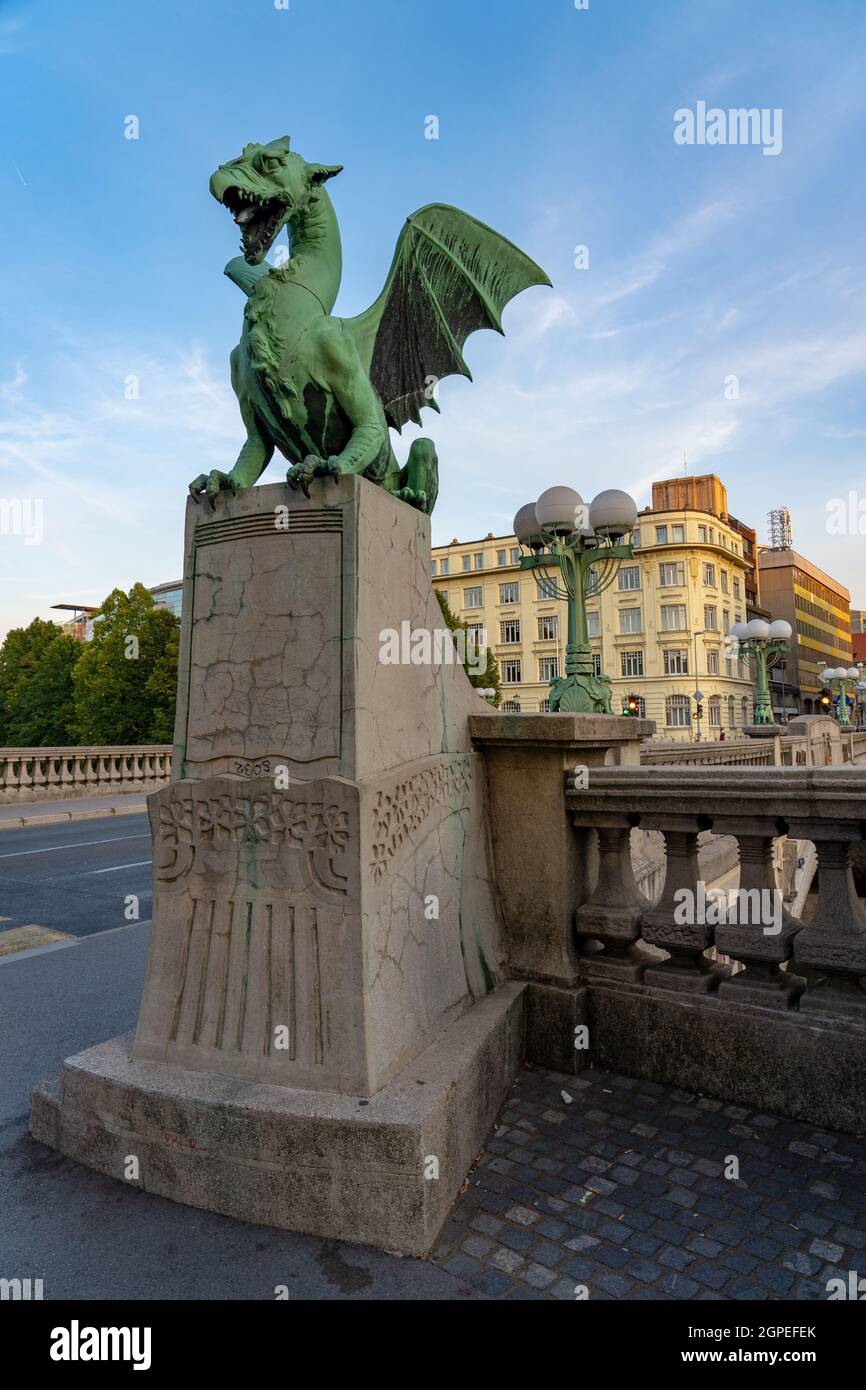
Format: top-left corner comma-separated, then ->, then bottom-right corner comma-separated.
221,186 -> 287,262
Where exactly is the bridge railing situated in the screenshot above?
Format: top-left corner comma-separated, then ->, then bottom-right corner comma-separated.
0,747 -> 172,803
567,765 -> 865,1019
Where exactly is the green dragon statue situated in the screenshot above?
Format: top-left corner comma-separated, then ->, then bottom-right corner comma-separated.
190,137 -> 550,514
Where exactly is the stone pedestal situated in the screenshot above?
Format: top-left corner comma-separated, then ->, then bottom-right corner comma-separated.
469,712 -> 653,1071
30,477 -> 519,1254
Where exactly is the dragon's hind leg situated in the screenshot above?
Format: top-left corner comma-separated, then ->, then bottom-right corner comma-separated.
392,437 -> 439,515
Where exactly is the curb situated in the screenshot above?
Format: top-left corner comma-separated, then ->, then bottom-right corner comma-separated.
0,803 -> 147,832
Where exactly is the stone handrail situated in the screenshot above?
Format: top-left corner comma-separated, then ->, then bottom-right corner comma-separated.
566,765 -> 866,1019
641,738 -> 779,767
0,746 -> 172,803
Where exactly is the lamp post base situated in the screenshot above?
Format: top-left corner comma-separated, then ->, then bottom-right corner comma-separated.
549,673 -> 613,714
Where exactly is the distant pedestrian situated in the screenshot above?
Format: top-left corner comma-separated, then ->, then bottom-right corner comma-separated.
719,730 -> 726,741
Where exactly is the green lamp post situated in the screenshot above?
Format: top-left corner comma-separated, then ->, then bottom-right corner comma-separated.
729,618 -> 792,726
818,666 -> 861,726
512,486 -> 638,714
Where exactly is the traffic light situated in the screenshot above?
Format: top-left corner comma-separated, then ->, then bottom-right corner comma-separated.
695,703 -> 704,719
820,689 -> 833,710
623,694 -> 640,716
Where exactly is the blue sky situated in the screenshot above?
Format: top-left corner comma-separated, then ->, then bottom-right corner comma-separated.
1,0 -> 866,636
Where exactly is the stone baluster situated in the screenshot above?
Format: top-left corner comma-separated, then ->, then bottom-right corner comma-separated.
84,754 -> 99,789
715,833 -> 804,1008
32,756 -> 47,792
60,757 -> 74,790
574,821 -> 652,983
641,830 -> 723,992
792,827 -> 866,1018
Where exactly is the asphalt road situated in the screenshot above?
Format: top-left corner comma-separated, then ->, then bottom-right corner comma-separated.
0,812 -> 152,940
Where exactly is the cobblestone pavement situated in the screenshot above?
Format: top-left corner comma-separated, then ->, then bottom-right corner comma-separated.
431,1065 -> 866,1301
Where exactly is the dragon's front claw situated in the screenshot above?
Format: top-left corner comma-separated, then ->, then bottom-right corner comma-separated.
287,455 -> 341,499
189,469 -> 237,509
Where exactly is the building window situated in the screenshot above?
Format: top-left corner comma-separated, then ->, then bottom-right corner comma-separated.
707,649 -> 720,675
619,607 -> 642,634
672,524 -> 685,543
502,660 -> 522,684
704,604 -> 718,630
708,696 -> 721,727
702,562 -> 716,586
591,653 -> 603,677
500,619 -> 521,644
733,578 -> 741,601
631,529 -> 641,548
663,649 -> 688,675
539,656 -> 560,681
728,695 -> 736,727
474,552 -> 484,570
536,575 -> 557,600
462,554 -> 471,571
661,604 -> 687,632
742,696 -> 749,724
698,525 -> 707,543
655,526 -> 668,544
621,649 -> 644,678
618,565 -> 641,591
440,557 -> 449,575
722,610 -> 730,635
510,548 -> 521,564
666,695 -> 691,728
463,586 -> 483,608
721,570 -> 729,594
659,561 -> 685,587
466,622 -> 485,647
431,560 -> 437,576
538,615 -> 559,640
499,581 -> 519,605
502,699 -> 521,712
587,610 -> 601,638
539,699 -> 551,713
497,549 -> 506,567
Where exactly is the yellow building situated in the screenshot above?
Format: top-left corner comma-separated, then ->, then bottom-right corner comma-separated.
431,475 -> 756,739
757,549 -> 852,714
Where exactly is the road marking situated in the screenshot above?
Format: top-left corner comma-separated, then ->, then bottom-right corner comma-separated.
0,923 -> 75,957
0,833 -> 150,861
90,860 -> 152,875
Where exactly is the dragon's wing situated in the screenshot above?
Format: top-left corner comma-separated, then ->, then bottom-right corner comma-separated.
342,204 -> 551,430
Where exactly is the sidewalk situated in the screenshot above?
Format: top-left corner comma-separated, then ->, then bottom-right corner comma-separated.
0,794 -> 148,830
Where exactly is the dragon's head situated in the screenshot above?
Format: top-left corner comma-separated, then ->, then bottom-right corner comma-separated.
209,137 -> 343,264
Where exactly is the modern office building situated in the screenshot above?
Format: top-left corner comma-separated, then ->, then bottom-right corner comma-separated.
51,581 -> 183,640
431,474 -> 756,738
757,549 -> 853,714
149,580 -> 183,618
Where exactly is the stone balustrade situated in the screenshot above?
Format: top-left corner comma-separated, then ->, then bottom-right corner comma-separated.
567,766 -> 866,1018
0,747 -> 172,803
641,737 -> 781,767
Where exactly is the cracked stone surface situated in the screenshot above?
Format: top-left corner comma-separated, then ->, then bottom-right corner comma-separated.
431,1065 -> 866,1300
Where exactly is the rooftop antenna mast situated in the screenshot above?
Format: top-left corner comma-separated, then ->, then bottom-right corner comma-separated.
767,507 -> 793,551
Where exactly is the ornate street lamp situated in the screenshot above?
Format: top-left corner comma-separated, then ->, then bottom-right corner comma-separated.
818,666 -> 861,726
513,486 -> 638,714
729,618 -> 792,726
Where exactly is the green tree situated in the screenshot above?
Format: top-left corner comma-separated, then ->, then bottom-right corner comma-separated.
435,590 -> 501,706
72,584 -> 180,744
0,618 -> 82,745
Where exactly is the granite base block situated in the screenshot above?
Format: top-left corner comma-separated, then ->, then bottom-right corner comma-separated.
31,982 -> 526,1257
